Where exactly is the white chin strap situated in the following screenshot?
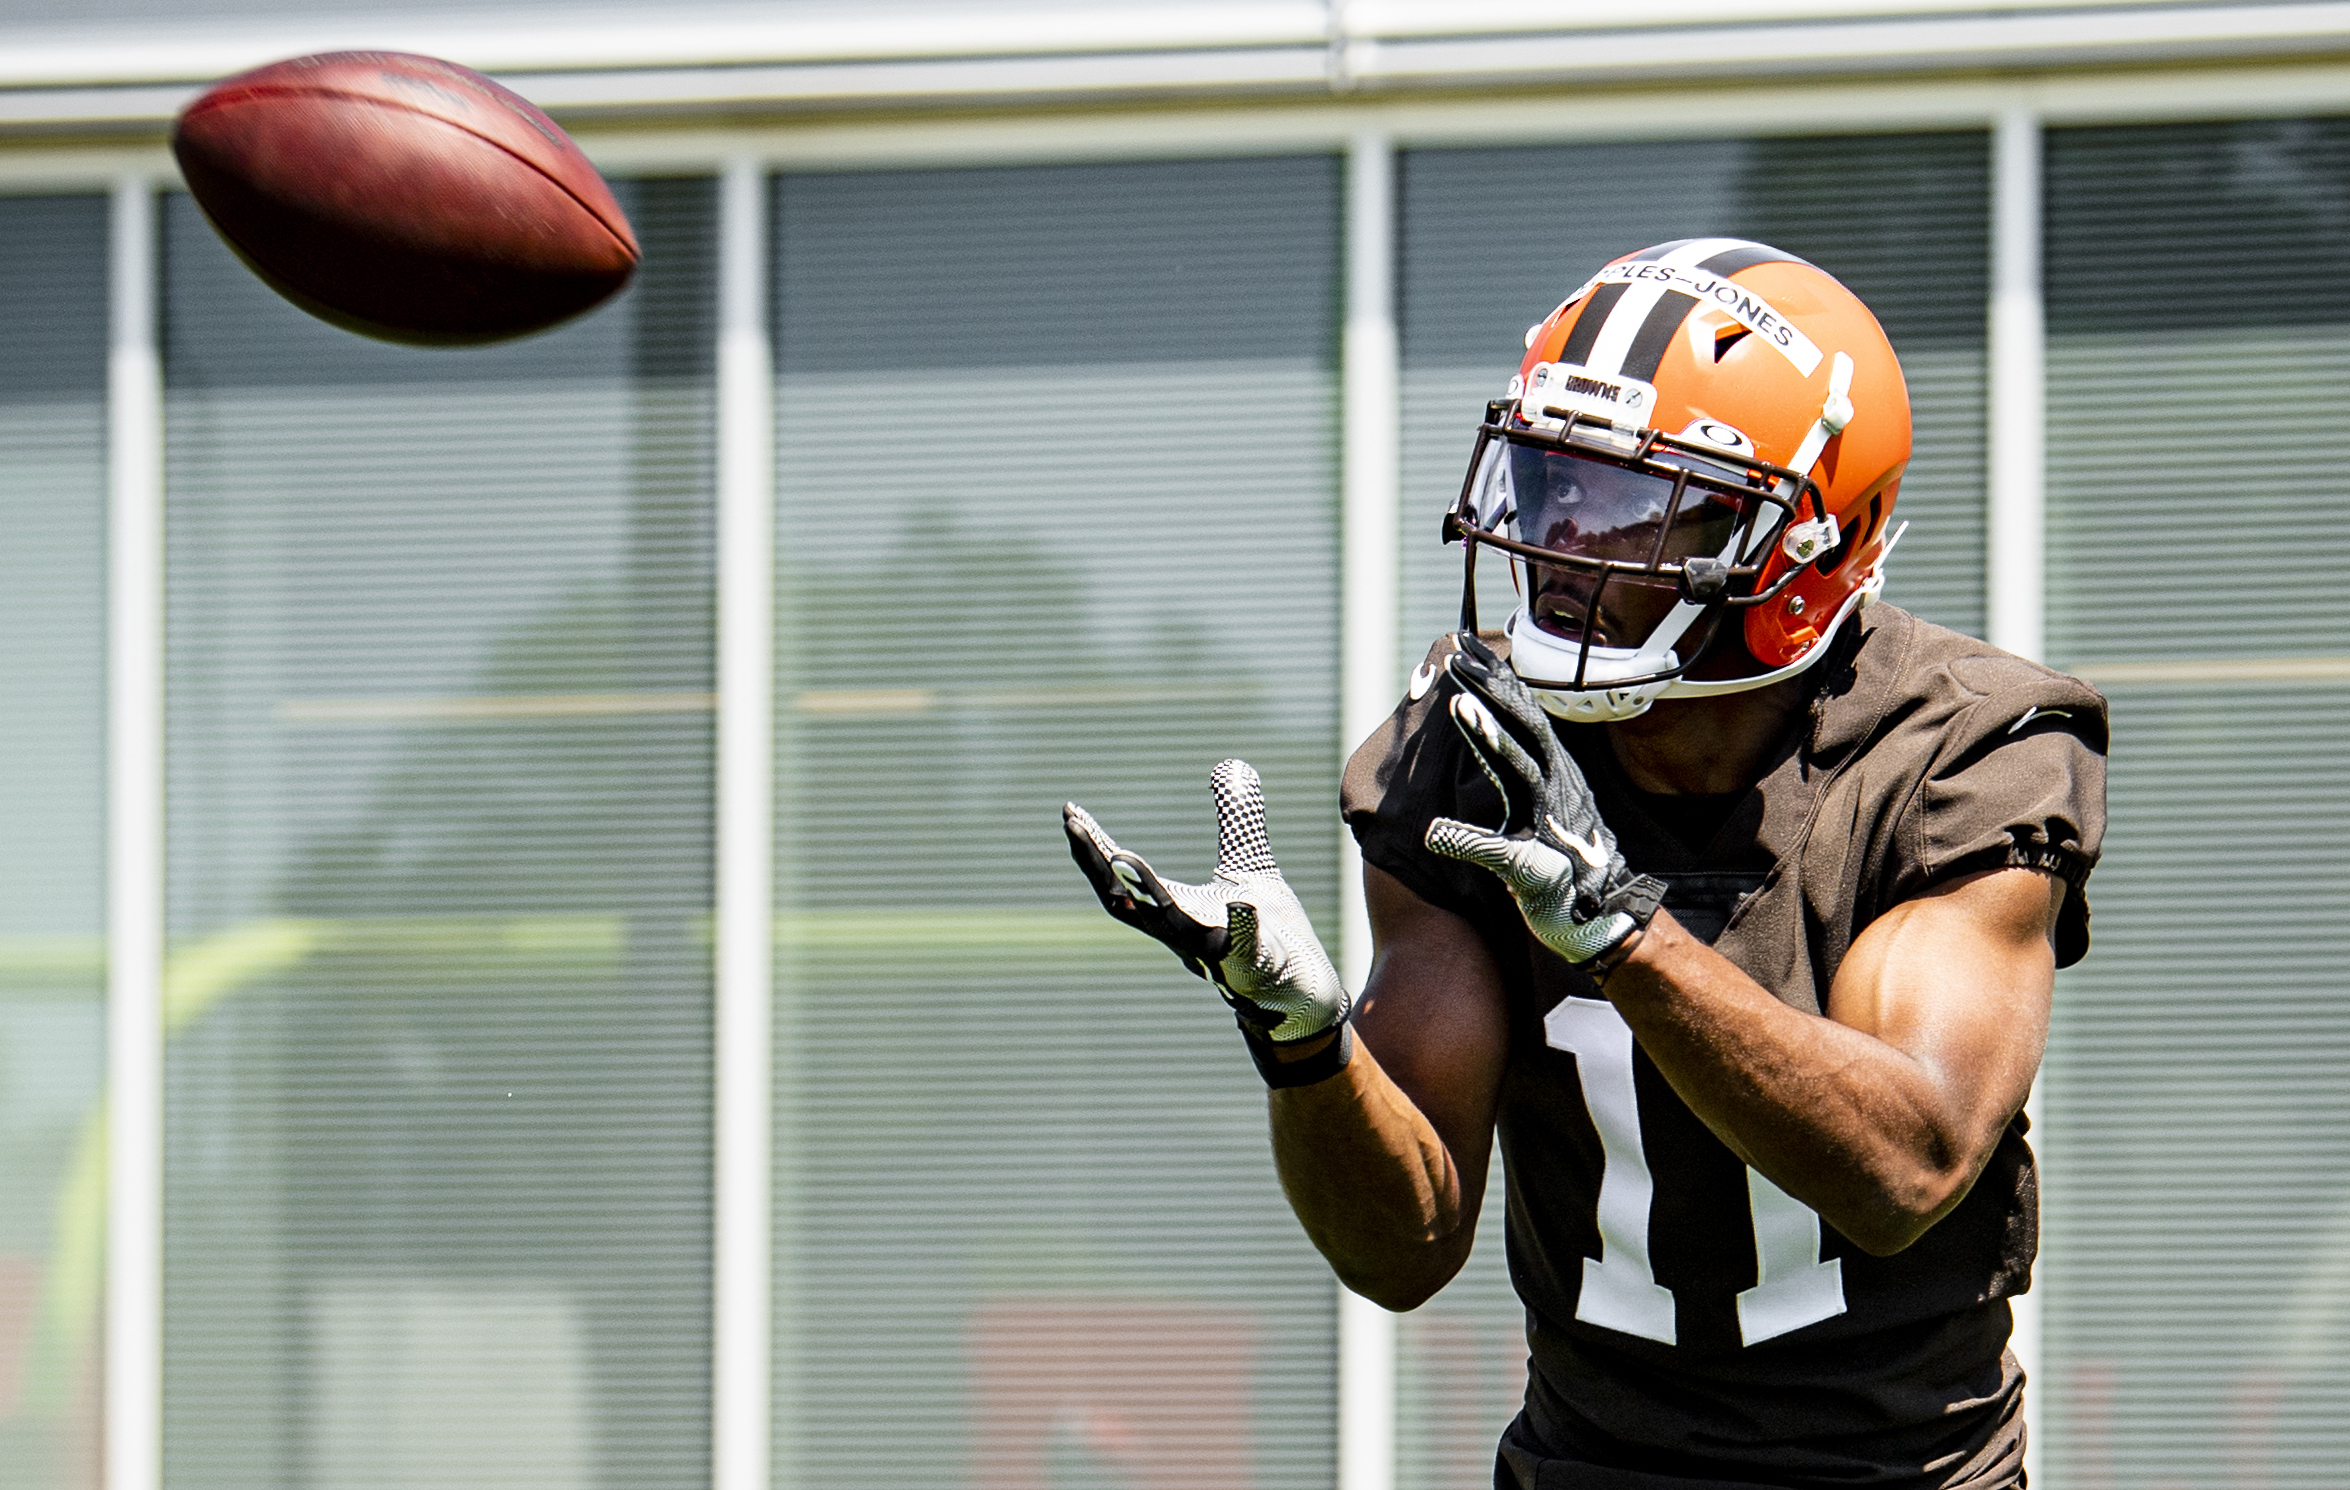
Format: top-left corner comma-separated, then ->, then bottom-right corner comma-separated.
1503,611 -> 1683,724
1520,522 -> 1905,722
1532,672 -> 1676,724
1518,565 -> 1879,723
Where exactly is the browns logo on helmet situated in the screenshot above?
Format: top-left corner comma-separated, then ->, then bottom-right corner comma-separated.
1445,237 -> 1913,722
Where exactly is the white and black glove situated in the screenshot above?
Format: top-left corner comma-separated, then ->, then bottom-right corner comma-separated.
1064,759 -> 1353,1087
1425,634 -> 1667,969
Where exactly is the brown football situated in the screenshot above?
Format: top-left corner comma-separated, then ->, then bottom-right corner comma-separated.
172,51 -> 639,346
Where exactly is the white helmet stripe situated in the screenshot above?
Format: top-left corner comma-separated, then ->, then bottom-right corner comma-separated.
1578,237 -> 1753,378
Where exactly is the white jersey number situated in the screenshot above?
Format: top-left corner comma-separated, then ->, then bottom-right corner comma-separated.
1544,996 -> 1846,1347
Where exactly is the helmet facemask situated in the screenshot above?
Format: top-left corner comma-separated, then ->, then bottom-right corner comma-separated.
1445,404 -> 1831,721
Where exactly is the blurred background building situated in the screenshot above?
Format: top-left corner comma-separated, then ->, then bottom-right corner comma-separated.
0,1 -> 2345,1487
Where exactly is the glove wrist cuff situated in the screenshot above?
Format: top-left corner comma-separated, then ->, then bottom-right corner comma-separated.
1603,873 -> 1667,932
1241,1017 -> 1353,1090
1555,873 -> 1669,966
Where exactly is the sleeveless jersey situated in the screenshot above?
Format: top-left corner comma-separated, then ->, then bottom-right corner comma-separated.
1341,606 -> 2107,1489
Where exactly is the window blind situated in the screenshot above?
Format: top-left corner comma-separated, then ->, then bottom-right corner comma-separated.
2042,116 -> 2350,1489
771,157 -> 1342,1490
159,179 -> 718,1490
0,193 -> 107,1490
1392,134 -> 1992,1489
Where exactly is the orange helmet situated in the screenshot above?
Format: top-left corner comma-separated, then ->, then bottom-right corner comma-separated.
1444,238 -> 1912,723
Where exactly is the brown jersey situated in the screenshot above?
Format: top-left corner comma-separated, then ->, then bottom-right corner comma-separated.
1342,605 -> 2107,1489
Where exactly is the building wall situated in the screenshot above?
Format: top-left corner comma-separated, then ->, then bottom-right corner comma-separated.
2,6 -> 2349,1488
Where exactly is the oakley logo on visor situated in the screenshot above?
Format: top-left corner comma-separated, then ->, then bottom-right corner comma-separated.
1520,363 -> 1657,432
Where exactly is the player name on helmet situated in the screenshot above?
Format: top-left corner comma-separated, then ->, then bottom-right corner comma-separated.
1519,362 -> 1659,432
1566,261 -> 1824,377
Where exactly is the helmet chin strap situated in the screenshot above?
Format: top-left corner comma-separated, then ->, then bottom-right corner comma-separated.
1620,593 -> 1708,677
1664,578 -> 1874,701
1662,517 -> 1908,700
1533,678 -> 1673,724
1523,567 -> 1880,724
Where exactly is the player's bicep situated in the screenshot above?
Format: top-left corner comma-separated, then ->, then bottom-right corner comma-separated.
1826,866 -> 2066,1149
1357,863 -> 1510,1213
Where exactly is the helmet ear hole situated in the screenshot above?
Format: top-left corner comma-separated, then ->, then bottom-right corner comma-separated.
1820,491 -> 1885,576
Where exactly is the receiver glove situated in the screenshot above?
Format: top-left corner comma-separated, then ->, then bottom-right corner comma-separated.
1425,634 -> 1667,966
1064,758 -> 1350,1049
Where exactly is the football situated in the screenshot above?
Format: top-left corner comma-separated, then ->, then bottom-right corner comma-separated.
172,51 -> 638,345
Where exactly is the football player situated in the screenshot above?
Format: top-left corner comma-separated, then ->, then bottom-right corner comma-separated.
1066,238 -> 2105,1489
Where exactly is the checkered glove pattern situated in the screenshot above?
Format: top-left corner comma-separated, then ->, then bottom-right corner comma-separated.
1425,634 -> 1667,966
1064,759 -> 1350,1043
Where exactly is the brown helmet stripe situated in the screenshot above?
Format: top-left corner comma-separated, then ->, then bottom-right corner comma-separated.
1619,291 -> 1701,380
1553,241 -> 1690,367
1556,281 -> 1628,366
1697,242 -> 1810,277
1615,241 -> 1813,381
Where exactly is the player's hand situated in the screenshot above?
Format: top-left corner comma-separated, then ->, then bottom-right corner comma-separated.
1424,633 -> 1667,965
1064,759 -> 1350,1043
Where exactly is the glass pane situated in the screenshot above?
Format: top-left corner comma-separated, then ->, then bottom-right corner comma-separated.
160,179 -> 718,1490
0,192 -> 107,1490
773,157 -> 1342,1490
2044,116 -> 2350,1489
1393,132 -> 1992,1489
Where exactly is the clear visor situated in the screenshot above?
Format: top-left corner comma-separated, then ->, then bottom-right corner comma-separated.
1479,440 -> 1754,650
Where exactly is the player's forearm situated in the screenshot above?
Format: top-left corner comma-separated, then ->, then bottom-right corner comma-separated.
1266,1038 -> 1478,1310
1603,912 -> 1991,1255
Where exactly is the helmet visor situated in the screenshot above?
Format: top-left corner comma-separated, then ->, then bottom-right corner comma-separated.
1502,442 -> 1747,649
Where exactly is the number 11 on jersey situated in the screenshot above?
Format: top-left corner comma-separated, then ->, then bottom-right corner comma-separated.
1545,997 -> 1846,1348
